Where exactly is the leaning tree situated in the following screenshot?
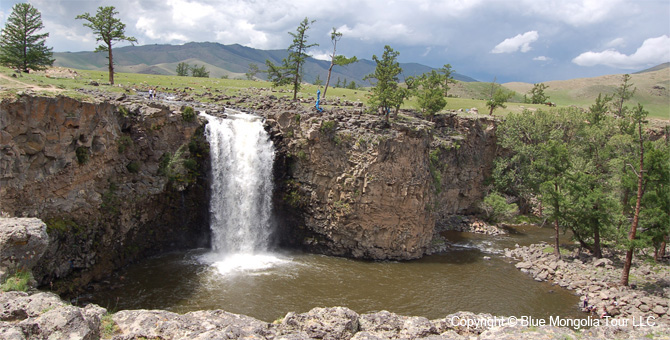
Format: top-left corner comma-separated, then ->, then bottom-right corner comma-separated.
0,3 -> 54,73
76,6 -> 137,85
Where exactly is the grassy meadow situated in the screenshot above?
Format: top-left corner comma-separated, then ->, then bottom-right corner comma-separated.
0,65 -> 667,121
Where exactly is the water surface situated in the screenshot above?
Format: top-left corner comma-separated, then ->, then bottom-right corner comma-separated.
83,224 -> 585,322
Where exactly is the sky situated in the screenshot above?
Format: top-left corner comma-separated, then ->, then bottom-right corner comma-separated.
1,0 -> 669,83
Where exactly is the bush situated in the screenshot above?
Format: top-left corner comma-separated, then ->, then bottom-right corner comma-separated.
76,147 -> 89,165
181,106 -> 196,122
117,135 -> 133,153
320,120 -> 337,134
126,161 -> 140,173
480,192 -> 518,223
1,270 -> 32,292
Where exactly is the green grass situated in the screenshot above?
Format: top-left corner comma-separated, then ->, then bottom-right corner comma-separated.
1,270 -> 32,292
1,65 -> 667,121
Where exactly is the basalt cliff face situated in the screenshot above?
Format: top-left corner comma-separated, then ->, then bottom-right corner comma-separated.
1,92 -> 498,287
260,97 -> 498,260
0,93 -> 209,292
265,107 -> 435,260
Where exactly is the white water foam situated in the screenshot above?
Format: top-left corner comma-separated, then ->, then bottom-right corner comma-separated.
201,111 -> 288,275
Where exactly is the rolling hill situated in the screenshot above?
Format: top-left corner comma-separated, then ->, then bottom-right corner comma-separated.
502,64 -> 670,119
54,42 -> 478,85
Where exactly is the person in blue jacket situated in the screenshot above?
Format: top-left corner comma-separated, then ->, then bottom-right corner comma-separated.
315,89 -> 323,112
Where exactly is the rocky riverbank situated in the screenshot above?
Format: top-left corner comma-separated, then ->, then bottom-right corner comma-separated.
2,290 -> 670,340
505,242 -> 670,326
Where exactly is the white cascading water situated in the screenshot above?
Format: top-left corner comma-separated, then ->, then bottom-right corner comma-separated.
201,110 -> 287,275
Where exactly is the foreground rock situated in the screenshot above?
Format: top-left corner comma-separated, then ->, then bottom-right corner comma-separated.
2,291 -> 669,339
0,218 -> 48,281
505,242 -> 670,325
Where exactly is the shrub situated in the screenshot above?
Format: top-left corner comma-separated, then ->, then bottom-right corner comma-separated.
480,192 -> 518,223
1,270 -> 32,292
76,147 -> 89,165
181,106 -> 196,122
320,120 -> 337,134
117,135 -> 133,153
126,161 -> 140,173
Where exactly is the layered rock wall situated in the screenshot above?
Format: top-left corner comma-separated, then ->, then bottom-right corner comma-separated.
266,106 -> 438,260
0,93 -> 209,292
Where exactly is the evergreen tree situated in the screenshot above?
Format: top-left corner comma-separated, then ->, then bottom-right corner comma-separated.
323,28 -> 357,97
613,74 -> 636,118
529,83 -> 550,104
364,45 -> 403,123
176,62 -> 189,76
620,104 -> 649,287
190,64 -> 209,78
415,70 -> 446,120
439,64 -> 455,97
76,6 -> 137,85
0,3 -> 54,73
265,18 -> 317,100
245,63 -> 260,80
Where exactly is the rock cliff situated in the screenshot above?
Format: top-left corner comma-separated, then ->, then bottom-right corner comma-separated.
265,105 -> 436,260
0,93 -> 209,293
262,100 -> 498,260
1,91 -> 499,287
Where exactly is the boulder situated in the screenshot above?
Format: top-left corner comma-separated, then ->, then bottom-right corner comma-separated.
0,218 -> 48,279
279,307 -> 359,340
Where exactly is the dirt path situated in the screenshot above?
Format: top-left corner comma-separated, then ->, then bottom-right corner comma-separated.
0,72 -> 63,93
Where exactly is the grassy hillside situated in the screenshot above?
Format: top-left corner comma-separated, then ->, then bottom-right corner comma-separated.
502,67 -> 669,119
54,42 -> 478,86
1,65 -> 667,124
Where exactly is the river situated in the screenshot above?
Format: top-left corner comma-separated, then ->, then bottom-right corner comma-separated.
80,224 -> 584,322
79,111 -> 585,322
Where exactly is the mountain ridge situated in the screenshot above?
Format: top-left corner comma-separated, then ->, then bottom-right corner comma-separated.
53,41 -> 478,85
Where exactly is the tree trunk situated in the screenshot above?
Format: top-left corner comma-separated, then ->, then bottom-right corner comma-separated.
323,62 -> 334,98
553,184 -> 561,259
593,225 -> 602,259
554,217 -> 561,258
107,45 -> 114,85
620,123 -> 645,287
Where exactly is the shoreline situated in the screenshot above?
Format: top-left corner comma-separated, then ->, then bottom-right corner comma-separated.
504,242 -> 669,327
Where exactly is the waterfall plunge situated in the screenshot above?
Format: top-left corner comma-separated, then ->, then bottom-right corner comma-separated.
202,111 -> 287,275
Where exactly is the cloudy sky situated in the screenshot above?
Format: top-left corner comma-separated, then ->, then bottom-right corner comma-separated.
1,0 -> 669,83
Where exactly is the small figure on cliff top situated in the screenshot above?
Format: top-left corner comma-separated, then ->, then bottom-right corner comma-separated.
315,89 -> 323,112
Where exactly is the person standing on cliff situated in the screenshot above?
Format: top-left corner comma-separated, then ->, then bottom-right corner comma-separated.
315,89 -> 323,112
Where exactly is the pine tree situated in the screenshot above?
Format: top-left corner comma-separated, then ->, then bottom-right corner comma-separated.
0,3 -> 54,73
176,62 -> 189,76
76,6 -> 137,85
364,45 -> 403,123
265,18 -> 317,100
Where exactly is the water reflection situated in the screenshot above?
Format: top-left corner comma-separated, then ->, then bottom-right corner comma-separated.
82,224 -> 585,322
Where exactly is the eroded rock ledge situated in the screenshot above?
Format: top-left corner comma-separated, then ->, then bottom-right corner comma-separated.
2,291 -> 669,340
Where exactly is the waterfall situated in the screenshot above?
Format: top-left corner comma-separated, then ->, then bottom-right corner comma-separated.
201,111 -> 285,275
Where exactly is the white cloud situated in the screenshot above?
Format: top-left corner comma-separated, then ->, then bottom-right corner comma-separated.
605,37 -> 625,48
521,0 -> 628,27
491,31 -> 539,54
422,47 -> 432,57
310,50 -> 331,61
533,56 -> 551,61
572,35 -> 670,69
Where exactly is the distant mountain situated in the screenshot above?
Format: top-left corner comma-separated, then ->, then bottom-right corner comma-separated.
53,42 -> 478,85
634,62 -> 670,74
